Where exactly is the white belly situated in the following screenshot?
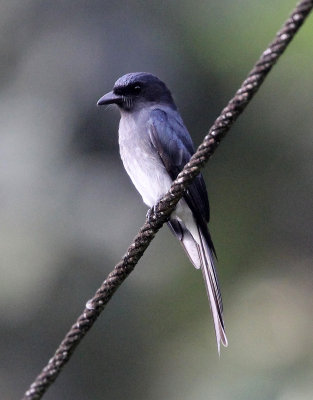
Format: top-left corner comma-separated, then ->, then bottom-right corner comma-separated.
118,112 -> 175,207
119,140 -> 197,241
119,141 -> 172,207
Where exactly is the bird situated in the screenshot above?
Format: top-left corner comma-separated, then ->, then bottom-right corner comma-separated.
97,72 -> 228,352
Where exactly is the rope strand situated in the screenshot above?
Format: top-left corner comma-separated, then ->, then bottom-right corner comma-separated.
22,1 -> 313,399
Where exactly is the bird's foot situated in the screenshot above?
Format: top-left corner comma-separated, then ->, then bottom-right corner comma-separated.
146,205 -> 157,222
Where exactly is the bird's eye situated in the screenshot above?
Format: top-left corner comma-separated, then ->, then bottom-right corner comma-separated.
133,85 -> 141,93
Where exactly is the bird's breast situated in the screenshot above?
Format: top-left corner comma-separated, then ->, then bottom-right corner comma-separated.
118,115 -> 172,207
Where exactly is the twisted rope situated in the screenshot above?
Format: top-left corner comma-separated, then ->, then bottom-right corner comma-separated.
22,1 -> 313,399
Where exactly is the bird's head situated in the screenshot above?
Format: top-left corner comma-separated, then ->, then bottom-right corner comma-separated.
97,72 -> 176,112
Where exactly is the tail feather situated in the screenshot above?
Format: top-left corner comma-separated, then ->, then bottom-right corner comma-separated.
168,219 -> 201,269
168,218 -> 228,353
198,227 -> 228,354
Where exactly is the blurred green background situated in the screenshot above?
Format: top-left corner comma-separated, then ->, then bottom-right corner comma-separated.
1,1 -> 313,399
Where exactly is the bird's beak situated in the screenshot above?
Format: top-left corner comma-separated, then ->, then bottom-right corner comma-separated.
97,91 -> 122,106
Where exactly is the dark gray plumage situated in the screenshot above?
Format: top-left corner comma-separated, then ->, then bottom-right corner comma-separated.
97,72 -> 227,352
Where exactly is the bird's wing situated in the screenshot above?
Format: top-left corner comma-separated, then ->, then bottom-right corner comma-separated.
148,108 -> 227,351
147,108 -> 211,225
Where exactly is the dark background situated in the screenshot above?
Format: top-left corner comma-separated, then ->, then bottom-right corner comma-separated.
1,1 -> 313,399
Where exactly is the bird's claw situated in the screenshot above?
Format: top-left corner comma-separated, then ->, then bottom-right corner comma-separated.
146,205 -> 157,221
